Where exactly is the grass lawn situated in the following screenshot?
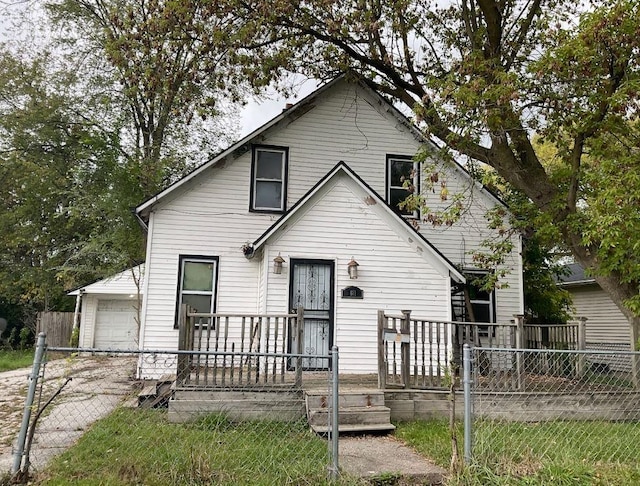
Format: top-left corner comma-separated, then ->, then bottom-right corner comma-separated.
0,349 -> 34,372
37,408 -> 357,486
396,419 -> 640,485
31,406 -> 640,485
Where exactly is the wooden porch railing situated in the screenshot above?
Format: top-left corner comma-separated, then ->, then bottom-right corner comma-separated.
378,310 -> 587,389
177,305 -> 305,389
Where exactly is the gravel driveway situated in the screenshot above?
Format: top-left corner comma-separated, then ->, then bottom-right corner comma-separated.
0,356 -> 136,475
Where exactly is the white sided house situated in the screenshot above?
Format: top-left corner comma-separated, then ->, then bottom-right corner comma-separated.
558,263 -> 631,371
69,265 -> 144,350
135,76 -> 524,379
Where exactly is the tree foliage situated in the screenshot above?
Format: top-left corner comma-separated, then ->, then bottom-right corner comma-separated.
0,0 -> 245,329
229,0 -> 640,335
0,48 -> 138,311
47,0 -> 244,195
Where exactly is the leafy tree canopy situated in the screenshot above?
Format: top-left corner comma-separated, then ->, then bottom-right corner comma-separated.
0,0 -> 246,327
225,0 -> 640,339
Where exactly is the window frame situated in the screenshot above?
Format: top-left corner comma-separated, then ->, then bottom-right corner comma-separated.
250,145 -> 289,213
174,255 -> 219,329
386,154 -> 420,218
451,270 -> 496,337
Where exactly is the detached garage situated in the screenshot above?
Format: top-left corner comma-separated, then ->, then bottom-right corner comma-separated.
69,265 -> 144,350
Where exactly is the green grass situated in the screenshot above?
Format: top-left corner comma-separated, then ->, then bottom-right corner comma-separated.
37,408 -> 357,486
395,419 -> 640,485
0,349 -> 34,372
34,405 -> 640,485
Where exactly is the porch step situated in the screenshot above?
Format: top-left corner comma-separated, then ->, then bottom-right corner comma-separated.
168,389 -> 305,423
138,374 -> 175,409
305,389 -> 395,434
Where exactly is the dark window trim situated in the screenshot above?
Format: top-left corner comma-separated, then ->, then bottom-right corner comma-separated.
385,154 -> 419,218
174,255 -> 219,329
250,144 -> 289,213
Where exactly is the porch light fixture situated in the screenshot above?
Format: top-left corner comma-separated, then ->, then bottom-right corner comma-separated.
273,253 -> 285,274
347,257 -> 359,279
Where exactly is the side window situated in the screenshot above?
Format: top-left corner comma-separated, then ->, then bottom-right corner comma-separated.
386,155 -> 419,217
451,271 -> 496,336
251,145 -> 288,212
176,256 -> 218,328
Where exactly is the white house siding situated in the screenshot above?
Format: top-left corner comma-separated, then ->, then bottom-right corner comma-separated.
265,81 -> 521,323
138,79 -> 523,376
261,176 -> 451,373
569,285 -> 630,346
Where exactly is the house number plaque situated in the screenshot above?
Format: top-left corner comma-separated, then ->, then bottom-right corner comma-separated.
341,286 -> 363,299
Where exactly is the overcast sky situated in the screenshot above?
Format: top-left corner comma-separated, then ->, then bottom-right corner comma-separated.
237,78 -> 319,137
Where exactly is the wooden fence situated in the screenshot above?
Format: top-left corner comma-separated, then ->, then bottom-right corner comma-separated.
36,312 -> 75,347
378,310 -> 587,390
176,305 -> 305,389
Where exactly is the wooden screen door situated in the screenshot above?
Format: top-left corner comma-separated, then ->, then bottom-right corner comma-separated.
290,260 -> 334,370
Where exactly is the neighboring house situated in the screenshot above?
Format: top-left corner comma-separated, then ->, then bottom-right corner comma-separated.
133,76 -> 524,378
558,263 -> 631,352
69,265 -> 144,350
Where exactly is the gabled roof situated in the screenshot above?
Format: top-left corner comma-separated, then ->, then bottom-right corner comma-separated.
68,265 -> 144,296
250,161 -> 465,283
136,75 -> 507,220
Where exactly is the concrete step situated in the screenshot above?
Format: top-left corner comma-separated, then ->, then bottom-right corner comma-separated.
308,406 -> 392,426
168,390 -> 305,423
174,389 -> 300,401
305,389 -> 385,409
305,389 -> 394,434
311,423 -> 396,434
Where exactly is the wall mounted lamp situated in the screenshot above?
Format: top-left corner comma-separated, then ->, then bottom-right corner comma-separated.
347,257 -> 359,279
273,253 -> 285,274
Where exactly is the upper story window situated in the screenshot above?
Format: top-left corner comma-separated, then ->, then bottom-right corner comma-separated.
251,145 -> 288,212
175,255 -> 218,328
386,155 -> 419,218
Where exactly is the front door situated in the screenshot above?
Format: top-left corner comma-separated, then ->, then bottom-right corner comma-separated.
290,260 -> 334,370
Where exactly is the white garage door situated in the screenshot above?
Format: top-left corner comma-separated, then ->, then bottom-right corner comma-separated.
95,299 -> 139,350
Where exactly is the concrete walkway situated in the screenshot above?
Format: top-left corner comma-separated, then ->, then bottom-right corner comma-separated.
0,357 -> 136,474
340,435 -> 446,484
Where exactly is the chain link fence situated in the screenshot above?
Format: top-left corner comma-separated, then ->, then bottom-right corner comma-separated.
6,334 -> 340,485
465,345 -> 640,477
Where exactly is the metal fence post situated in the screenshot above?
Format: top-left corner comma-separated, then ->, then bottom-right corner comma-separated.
576,317 -> 587,377
514,314 -> 525,390
329,345 -> 339,480
463,343 -> 472,465
12,332 -> 47,475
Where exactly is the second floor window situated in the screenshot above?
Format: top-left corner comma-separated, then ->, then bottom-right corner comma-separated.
251,146 -> 288,212
387,155 -> 419,217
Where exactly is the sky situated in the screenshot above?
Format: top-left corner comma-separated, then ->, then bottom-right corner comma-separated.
237,78 -> 319,137
0,0 -> 318,140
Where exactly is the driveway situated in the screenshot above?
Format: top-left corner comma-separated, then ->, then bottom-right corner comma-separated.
0,356 -> 136,474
